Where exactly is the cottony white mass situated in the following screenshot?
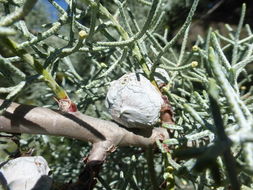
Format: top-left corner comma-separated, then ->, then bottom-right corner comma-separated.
105,73 -> 164,129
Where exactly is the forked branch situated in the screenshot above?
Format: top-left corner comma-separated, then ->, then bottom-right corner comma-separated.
0,99 -> 168,153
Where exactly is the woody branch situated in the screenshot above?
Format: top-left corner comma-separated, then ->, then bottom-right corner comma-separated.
0,99 -> 169,160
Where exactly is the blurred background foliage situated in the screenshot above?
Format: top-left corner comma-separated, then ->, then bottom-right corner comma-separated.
0,0 -> 253,189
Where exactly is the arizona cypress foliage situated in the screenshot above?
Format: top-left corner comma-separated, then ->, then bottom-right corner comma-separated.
0,0 -> 252,189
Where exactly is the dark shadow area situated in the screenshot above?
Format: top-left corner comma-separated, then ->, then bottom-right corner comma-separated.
0,172 -> 8,190
2,104 -> 47,132
166,0 -> 253,32
127,127 -> 153,138
0,160 -> 9,190
58,111 -> 106,141
10,104 -> 40,127
198,0 -> 253,26
113,121 -> 154,138
59,160 -> 103,190
32,175 -> 53,190
0,99 -> 11,112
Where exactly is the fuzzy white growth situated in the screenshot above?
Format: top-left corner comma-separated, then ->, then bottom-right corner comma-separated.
105,73 -> 164,128
0,156 -> 51,190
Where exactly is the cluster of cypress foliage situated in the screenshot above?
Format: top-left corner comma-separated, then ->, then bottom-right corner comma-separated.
0,0 -> 252,189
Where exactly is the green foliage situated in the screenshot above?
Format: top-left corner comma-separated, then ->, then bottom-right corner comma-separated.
0,0 -> 253,189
